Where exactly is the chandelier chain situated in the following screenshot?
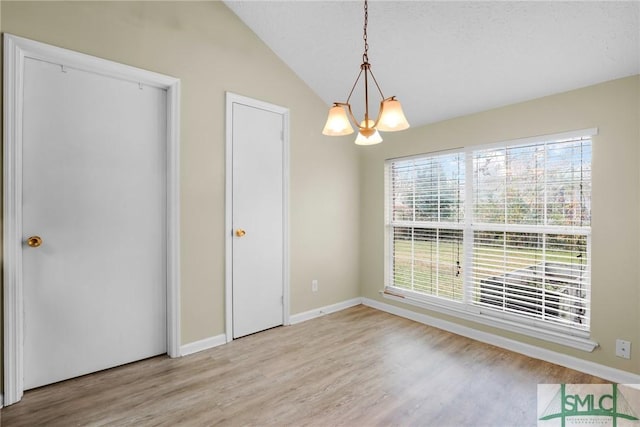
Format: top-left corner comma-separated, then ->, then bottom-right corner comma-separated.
363,0 -> 369,62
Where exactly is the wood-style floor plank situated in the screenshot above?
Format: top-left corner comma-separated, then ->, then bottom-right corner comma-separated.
0,305 -> 607,426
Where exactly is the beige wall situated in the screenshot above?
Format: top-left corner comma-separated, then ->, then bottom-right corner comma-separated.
360,75 -> 640,373
1,1 -> 361,346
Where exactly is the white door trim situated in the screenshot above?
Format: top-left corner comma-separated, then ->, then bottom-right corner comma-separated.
3,34 -> 181,406
225,92 -> 290,342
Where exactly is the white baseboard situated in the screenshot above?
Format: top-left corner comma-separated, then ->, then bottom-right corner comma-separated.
180,334 -> 227,356
289,297 -> 363,325
362,297 -> 640,384
0,393 -> 3,409
180,298 -> 362,356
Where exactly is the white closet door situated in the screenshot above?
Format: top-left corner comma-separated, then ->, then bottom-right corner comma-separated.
22,57 -> 167,389
231,102 -> 284,338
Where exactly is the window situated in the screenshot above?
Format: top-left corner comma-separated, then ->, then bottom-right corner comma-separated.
389,152 -> 465,301
385,129 -> 595,345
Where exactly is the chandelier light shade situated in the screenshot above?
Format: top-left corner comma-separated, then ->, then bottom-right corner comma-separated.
322,105 -> 354,136
322,0 -> 409,145
377,98 -> 410,132
355,120 -> 383,145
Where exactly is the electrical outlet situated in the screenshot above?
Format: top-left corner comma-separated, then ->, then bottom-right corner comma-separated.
616,339 -> 631,359
312,279 -> 318,292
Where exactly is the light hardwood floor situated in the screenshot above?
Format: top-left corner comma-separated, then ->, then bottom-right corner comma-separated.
1,305 -> 607,426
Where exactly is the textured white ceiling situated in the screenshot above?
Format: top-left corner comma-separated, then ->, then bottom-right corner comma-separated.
224,1 -> 640,128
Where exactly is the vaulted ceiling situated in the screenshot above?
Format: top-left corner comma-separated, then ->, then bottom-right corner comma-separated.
225,1 -> 639,128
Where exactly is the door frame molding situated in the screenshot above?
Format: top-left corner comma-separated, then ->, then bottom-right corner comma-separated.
3,34 -> 181,406
224,92 -> 290,342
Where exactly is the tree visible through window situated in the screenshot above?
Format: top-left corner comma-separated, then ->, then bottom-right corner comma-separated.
385,132 -> 593,333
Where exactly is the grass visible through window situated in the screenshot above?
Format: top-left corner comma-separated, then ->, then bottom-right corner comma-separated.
392,239 -> 584,302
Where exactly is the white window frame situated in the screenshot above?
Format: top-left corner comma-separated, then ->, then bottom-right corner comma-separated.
383,128 -> 598,352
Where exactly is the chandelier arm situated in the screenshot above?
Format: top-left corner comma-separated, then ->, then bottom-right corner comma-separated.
371,99 -> 386,129
363,64 -> 370,123
344,103 -> 364,130
345,68 -> 364,104
367,67 -> 386,100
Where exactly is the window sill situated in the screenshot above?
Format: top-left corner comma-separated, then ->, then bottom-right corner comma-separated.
380,289 -> 599,352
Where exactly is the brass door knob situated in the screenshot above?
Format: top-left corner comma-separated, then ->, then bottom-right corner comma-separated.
27,236 -> 43,248
235,229 -> 246,237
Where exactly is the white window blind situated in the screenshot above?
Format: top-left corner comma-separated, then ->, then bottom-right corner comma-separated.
385,131 -> 593,335
388,153 -> 465,301
471,138 -> 591,329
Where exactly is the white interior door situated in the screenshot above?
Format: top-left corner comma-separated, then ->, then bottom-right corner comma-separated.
231,100 -> 286,339
22,56 -> 167,389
